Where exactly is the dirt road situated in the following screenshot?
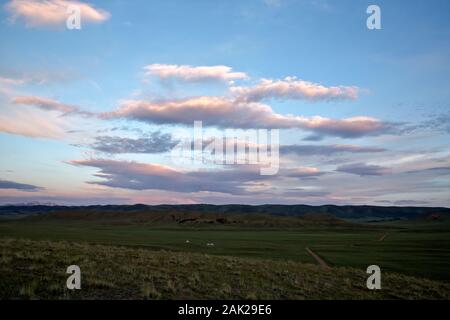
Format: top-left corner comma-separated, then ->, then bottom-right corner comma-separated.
306,247 -> 330,269
379,233 -> 388,241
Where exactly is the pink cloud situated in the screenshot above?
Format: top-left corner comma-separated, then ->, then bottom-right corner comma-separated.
144,64 -> 248,83
12,95 -> 78,113
231,76 -> 359,102
12,95 -> 93,117
70,158 -> 272,195
0,107 -> 69,139
1,96 -> 94,139
103,96 -> 388,138
5,0 -> 110,28
287,166 -> 322,177
0,76 -> 26,86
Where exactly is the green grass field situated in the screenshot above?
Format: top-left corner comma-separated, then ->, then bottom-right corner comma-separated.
1,216 -> 449,283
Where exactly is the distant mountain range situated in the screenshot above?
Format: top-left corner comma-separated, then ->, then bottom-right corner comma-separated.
1,201 -> 60,207
1,204 -> 449,220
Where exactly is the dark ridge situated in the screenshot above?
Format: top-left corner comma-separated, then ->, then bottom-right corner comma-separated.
1,204 -> 449,220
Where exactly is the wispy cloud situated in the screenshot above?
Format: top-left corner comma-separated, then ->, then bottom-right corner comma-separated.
0,107 -> 69,139
0,76 -> 26,86
0,68 -> 81,86
12,95 -> 92,116
12,95 -> 78,113
1,95 -> 98,139
5,0 -> 110,28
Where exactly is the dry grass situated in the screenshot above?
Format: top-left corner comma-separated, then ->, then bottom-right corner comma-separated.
0,238 -> 449,300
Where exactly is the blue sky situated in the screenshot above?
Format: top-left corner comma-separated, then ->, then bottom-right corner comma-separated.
0,0 -> 449,206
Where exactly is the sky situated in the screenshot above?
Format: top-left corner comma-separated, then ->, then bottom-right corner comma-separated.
0,0 -> 449,206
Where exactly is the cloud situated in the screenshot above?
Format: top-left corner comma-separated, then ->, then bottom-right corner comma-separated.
12,95 -> 77,112
11,95 -> 91,116
283,166 -> 324,178
103,96 -> 389,138
282,188 -> 330,198
0,194 -> 130,205
0,68 -> 82,86
406,166 -> 450,175
0,76 -> 26,86
0,179 -> 41,191
90,132 -> 179,154
392,200 -> 430,206
281,144 -> 386,156
301,134 -> 325,141
70,159 -> 271,195
1,95 -> 97,139
375,199 -> 431,206
0,107 -> 69,139
144,64 -> 248,83
336,162 -> 391,176
230,77 -> 359,102
414,112 -> 450,134
5,0 -> 110,28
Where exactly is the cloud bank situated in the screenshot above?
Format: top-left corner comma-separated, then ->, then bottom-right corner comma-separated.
70,159 -> 272,195
103,96 -> 389,138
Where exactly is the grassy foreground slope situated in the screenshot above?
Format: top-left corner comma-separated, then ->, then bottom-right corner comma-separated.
1,216 -> 449,281
1,238 -> 449,300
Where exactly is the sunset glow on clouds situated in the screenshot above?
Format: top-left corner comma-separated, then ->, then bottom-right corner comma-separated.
144,64 -> 248,83
0,0 -> 449,206
230,77 -> 359,102
5,0 -> 110,28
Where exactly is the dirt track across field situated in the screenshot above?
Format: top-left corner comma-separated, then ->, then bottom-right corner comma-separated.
379,233 -> 388,241
306,247 -> 330,269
